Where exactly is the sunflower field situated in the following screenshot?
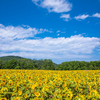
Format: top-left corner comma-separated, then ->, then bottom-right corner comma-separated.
0,70 -> 100,100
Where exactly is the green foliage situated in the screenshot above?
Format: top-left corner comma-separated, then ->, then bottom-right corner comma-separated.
0,60 -> 3,69
55,61 -> 100,70
0,56 -> 100,70
15,65 -> 21,69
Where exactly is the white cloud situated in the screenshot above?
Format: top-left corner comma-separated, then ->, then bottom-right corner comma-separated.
56,30 -> 65,33
57,34 -> 60,36
92,13 -> 100,18
32,0 -> 72,13
74,14 -> 89,20
0,52 -> 91,60
0,24 -> 52,41
60,14 -> 70,21
56,30 -> 60,33
0,24 -> 100,60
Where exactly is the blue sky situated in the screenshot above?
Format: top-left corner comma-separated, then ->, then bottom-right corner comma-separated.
0,0 -> 100,64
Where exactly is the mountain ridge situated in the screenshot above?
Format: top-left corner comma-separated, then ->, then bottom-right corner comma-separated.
0,55 -> 25,61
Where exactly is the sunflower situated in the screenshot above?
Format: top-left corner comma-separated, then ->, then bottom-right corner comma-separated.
34,92 -> 40,97
0,98 -> 7,100
18,89 -> 22,96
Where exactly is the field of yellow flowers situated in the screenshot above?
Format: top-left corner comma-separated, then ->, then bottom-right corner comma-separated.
0,70 -> 100,100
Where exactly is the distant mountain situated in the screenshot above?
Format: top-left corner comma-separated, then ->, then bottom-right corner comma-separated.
0,56 -> 25,61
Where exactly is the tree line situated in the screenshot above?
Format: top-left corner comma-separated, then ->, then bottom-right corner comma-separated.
0,58 -> 100,70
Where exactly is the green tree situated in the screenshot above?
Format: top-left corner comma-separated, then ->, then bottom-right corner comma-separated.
0,60 -> 3,69
15,65 -> 21,69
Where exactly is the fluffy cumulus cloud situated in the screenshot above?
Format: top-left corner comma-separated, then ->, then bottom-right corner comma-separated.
32,0 -> 72,13
0,35 -> 100,59
60,14 -> 70,21
92,13 -> 100,18
0,24 -> 100,60
74,14 -> 89,20
0,24 -> 51,41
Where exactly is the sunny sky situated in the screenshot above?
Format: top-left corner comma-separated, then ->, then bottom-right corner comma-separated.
0,0 -> 100,64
